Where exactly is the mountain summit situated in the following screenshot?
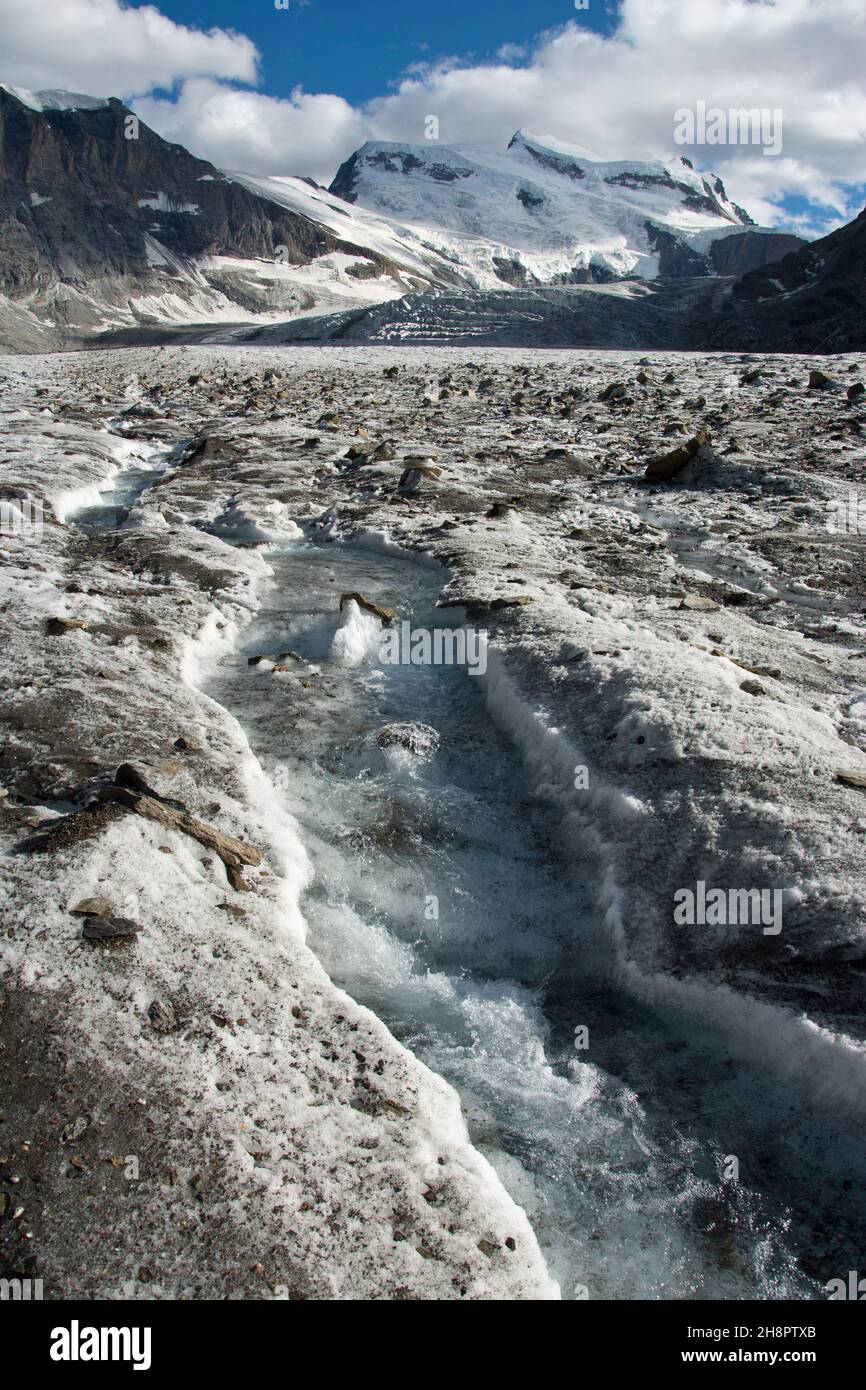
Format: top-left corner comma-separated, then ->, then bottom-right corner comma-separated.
329,130 -> 800,287
0,88 -> 812,351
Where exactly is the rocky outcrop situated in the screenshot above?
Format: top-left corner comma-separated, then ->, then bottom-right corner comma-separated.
0,87 -> 402,347
711,204 -> 866,352
708,230 -> 804,276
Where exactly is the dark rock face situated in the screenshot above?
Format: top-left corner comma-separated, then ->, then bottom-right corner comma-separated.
328,149 -> 363,203
515,142 -> 585,181
711,204 -> 866,352
0,87 -> 399,345
708,231 -> 804,276
0,89 -> 329,277
645,222 -> 713,279
643,224 -> 805,281
330,145 -> 474,202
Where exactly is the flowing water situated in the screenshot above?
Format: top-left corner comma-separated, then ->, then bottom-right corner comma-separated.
199,534 -> 866,1301
66,442 -> 865,1302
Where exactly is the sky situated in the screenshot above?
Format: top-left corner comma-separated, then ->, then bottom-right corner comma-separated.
1,0 -> 865,236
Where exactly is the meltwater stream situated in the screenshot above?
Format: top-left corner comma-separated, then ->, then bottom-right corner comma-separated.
198,535 -> 866,1302
63,424 -> 865,1300
61,424 -> 866,1301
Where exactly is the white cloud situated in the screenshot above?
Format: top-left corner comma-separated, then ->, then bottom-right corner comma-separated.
2,0 -> 864,227
0,0 -> 257,95
135,80 -> 365,185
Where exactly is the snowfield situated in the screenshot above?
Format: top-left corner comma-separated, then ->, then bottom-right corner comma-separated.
0,344 -> 864,1299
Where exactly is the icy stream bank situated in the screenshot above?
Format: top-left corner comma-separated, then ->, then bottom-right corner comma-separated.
201,536 -> 866,1300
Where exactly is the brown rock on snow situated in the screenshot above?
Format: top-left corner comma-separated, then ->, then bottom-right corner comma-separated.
645,429 -> 711,481
70,896 -> 114,917
46,616 -> 88,635
339,592 -> 396,623
81,915 -> 141,942
95,785 -> 262,888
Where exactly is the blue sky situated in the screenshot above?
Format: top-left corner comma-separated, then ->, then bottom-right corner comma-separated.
147,0 -> 617,107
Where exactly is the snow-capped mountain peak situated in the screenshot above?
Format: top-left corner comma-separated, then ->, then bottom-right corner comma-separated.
329,130 -> 762,286
0,84 -> 110,113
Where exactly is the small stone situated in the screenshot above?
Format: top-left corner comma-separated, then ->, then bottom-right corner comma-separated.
679,594 -> 719,612
70,896 -> 113,917
740,679 -> 766,696
148,998 -> 178,1033
81,915 -> 141,942
61,1115 -> 89,1144
846,383 -> 865,402
477,1238 -> 500,1256
46,616 -> 88,636
836,770 -> 866,790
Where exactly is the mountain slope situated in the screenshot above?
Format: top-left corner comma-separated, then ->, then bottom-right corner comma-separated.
329,130 -> 801,288
0,86 -> 459,350
221,200 -> 866,354
709,204 -> 866,352
0,88 -> 821,354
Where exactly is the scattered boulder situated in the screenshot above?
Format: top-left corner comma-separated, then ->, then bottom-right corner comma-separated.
95,785 -> 261,889
114,763 -> 186,812
846,383 -> 865,402
81,915 -> 141,942
645,429 -> 711,481
46,616 -> 88,636
808,369 -> 838,390
837,770 -> 866,790
679,593 -> 719,612
70,896 -> 113,916
148,998 -> 178,1033
398,462 -> 442,491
